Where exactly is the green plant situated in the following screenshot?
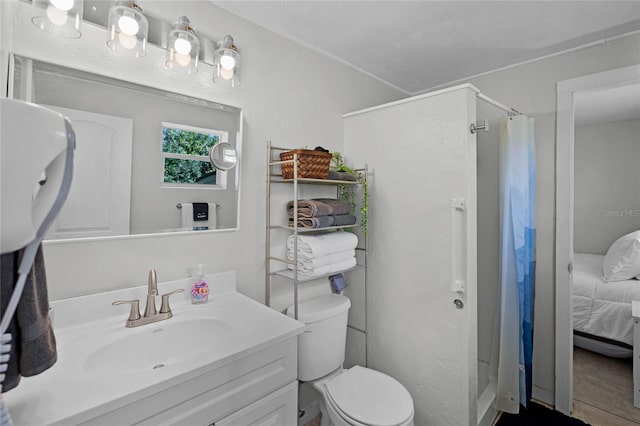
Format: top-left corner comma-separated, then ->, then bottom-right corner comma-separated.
331,151 -> 368,237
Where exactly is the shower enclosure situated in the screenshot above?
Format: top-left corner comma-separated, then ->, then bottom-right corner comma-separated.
344,84 -> 515,426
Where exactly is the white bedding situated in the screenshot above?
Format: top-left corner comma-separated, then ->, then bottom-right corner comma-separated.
573,253 -> 640,345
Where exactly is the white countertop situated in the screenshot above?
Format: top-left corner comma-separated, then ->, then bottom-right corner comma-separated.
4,271 -> 304,425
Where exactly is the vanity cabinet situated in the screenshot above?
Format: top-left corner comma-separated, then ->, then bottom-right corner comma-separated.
86,338 -> 298,426
265,142 -> 368,320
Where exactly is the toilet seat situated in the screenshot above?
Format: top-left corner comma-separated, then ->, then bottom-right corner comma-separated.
324,366 -> 414,426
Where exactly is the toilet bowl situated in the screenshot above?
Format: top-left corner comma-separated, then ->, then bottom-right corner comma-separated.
287,294 -> 414,426
312,366 -> 414,426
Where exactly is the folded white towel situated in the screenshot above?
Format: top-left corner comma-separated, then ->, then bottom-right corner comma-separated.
287,249 -> 356,268
287,257 -> 357,277
286,233 -> 358,258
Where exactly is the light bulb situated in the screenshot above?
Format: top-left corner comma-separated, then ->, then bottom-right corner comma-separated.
46,5 -> 68,26
174,38 -> 192,55
118,15 -> 139,36
220,54 -> 236,70
220,66 -> 234,80
174,52 -> 191,67
50,0 -> 74,11
118,32 -> 137,49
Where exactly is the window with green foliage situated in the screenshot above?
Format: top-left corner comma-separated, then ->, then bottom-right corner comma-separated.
161,123 -> 229,186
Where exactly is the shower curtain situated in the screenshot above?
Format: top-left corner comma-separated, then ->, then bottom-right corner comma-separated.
491,115 -> 536,414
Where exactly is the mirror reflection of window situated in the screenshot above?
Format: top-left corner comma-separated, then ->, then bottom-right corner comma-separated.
161,122 -> 229,187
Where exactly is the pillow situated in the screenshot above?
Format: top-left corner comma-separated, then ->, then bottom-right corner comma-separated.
603,231 -> 640,282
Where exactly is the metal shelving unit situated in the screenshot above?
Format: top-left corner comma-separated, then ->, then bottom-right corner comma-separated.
265,141 -> 368,322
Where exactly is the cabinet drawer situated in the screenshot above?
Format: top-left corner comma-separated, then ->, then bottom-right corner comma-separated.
216,381 -> 298,426
81,338 -> 297,425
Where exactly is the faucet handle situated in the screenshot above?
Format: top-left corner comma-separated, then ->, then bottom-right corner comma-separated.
112,300 -> 141,321
159,289 -> 185,314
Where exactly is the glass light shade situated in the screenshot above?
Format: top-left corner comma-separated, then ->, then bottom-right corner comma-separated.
31,0 -> 83,39
166,17 -> 200,74
213,35 -> 240,88
106,2 -> 148,58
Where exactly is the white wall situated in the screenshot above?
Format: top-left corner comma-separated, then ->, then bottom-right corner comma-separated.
574,118 -> 640,254
344,86 -> 479,426
464,34 -> 640,404
0,0 -> 403,303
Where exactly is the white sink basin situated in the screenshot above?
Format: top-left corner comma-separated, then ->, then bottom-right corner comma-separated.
83,317 -> 231,375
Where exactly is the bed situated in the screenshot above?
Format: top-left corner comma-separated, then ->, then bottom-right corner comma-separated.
573,252 -> 640,358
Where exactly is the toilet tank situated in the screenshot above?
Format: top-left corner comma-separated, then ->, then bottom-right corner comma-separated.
287,294 -> 351,382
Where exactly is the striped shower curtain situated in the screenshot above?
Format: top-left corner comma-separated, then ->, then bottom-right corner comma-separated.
492,115 -> 536,414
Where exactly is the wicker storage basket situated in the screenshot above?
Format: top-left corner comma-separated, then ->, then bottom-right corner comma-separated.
280,149 -> 332,179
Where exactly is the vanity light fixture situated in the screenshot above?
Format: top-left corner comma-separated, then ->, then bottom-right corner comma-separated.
106,1 -> 148,58
31,0 -> 83,39
166,16 -> 200,74
213,35 -> 241,88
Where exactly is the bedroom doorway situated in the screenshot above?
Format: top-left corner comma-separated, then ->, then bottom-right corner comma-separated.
555,64 -> 640,418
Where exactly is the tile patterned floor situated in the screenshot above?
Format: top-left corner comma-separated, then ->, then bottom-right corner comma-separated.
573,347 -> 640,425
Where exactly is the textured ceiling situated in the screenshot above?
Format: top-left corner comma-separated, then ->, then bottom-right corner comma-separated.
214,1 -> 640,94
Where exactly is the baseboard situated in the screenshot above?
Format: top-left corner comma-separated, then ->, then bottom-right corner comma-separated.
298,400 -> 320,426
532,385 -> 554,406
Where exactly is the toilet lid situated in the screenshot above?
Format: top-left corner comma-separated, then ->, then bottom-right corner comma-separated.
325,366 -> 413,426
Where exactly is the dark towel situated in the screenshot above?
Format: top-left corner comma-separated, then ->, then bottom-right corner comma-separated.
328,171 -> 357,181
332,214 -> 357,226
314,199 -> 352,216
0,244 -> 57,392
192,203 -> 209,221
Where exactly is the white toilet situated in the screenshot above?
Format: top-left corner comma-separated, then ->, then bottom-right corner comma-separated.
288,294 -> 414,426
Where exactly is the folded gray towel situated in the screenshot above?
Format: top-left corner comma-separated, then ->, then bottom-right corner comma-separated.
288,214 -> 357,229
328,171 -> 357,181
289,216 -> 335,229
1,244 -> 57,392
287,199 -> 333,218
314,199 -> 352,216
332,214 -> 357,226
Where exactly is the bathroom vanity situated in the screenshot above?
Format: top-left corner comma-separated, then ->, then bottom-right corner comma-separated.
4,271 -> 304,425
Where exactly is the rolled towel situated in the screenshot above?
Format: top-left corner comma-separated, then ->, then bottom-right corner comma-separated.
287,232 -> 358,258
287,257 -> 357,277
287,249 -> 356,268
286,200 -> 332,218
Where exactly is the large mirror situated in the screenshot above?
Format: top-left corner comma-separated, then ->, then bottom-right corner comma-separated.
10,55 -> 242,240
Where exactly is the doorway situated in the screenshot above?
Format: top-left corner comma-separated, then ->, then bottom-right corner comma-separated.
555,64 -> 640,418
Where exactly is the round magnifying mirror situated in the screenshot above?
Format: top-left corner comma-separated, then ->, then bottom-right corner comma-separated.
209,142 -> 238,171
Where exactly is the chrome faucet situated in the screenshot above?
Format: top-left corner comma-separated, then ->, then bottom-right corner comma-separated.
112,269 -> 184,328
144,268 -> 158,317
